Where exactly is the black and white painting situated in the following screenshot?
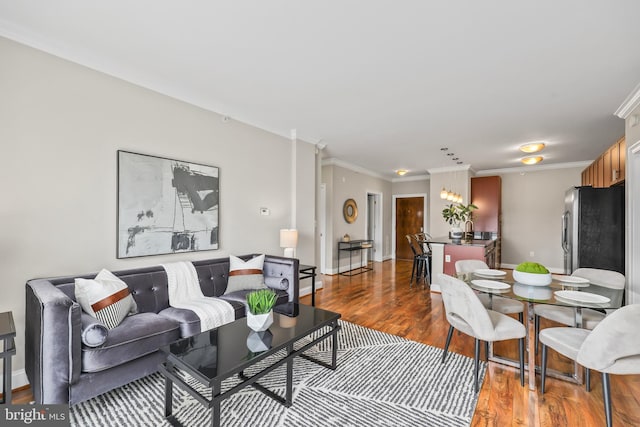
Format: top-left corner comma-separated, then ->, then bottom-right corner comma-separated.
117,151 -> 219,258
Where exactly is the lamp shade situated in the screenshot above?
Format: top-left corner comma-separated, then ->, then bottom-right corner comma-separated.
279,229 -> 298,248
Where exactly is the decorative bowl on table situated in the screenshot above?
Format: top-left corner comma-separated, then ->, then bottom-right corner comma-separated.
512,262 -> 552,287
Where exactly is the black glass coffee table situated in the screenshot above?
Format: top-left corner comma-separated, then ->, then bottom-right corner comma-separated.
159,303 -> 341,426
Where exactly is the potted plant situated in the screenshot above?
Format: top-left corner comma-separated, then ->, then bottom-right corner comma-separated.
246,289 -> 277,331
442,203 -> 477,239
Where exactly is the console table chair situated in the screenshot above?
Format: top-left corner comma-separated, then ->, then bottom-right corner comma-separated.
438,273 -> 526,392
540,304 -> 640,427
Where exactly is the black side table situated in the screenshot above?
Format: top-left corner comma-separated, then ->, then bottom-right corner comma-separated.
0,311 -> 16,404
299,265 -> 317,306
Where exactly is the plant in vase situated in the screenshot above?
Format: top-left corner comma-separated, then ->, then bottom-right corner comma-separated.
246,289 -> 277,331
442,202 -> 477,239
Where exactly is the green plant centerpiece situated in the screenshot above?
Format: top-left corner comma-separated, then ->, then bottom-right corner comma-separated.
246,289 -> 277,331
442,203 -> 477,238
513,261 -> 552,286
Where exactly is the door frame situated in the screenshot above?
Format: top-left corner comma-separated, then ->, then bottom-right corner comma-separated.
392,193 -> 428,260
365,191 -> 383,262
319,183 -> 327,274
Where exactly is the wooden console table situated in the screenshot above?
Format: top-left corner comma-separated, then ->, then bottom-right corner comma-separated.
0,311 -> 16,404
338,239 -> 373,276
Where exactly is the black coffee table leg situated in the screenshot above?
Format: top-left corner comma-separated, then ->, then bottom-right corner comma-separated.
212,382 -> 221,426
285,343 -> 294,406
331,320 -> 339,369
164,364 -> 173,418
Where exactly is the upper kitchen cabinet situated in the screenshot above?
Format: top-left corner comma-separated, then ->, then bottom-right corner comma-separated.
582,136 -> 626,187
470,176 -> 501,233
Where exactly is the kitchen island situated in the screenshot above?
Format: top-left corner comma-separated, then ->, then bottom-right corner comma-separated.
429,236 -> 497,291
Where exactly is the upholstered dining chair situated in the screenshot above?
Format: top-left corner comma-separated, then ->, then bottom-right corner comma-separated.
539,304 -> 640,427
455,260 -> 525,323
406,235 -> 430,286
438,273 -> 526,392
534,268 -> 625,352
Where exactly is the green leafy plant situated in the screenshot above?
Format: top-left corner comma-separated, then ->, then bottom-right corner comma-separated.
442,203 -> 478,226
515,261 -> 549,274
246,289 -> 277,315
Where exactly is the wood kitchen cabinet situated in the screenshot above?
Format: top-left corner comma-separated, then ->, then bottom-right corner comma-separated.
582,136 -> 625,187
471,175 -> 501,266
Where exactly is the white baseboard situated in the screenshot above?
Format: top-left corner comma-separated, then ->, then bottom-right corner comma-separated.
0,369 -> 29,392
300,280 -> 323,297
325,260 -> 370,275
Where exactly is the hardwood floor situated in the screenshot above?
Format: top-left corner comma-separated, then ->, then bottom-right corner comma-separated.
10,260 -> 639,426
303,260 -> 640,427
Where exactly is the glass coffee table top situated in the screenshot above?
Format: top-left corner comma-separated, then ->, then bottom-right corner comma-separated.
163,303 -> 340,382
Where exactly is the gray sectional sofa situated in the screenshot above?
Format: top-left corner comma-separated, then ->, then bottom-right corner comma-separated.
25,254 -> 299,405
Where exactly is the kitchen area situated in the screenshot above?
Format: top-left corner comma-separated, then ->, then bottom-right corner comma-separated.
419,136 -> 626,283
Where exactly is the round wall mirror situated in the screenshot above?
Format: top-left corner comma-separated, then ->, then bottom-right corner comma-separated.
343,199 -> 358,223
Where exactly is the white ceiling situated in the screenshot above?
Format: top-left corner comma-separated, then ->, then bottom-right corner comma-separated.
1,1 -> 639,178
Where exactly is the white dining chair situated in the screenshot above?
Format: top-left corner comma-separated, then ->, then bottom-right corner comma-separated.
455,260 -> 525,322
534,268 -> 625,352
438,273 -> 526,392
540,304 -> 640,427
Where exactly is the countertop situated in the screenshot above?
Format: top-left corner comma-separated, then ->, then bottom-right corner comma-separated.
429,236 -> 496,247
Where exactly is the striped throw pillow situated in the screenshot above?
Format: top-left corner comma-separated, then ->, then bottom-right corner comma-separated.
224,254 -> 267,294
75,269 -> 137,330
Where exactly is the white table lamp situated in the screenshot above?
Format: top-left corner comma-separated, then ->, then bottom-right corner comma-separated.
280,229 -> 298,258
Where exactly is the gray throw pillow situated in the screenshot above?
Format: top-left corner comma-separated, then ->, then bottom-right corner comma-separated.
81,313 -> 108,347
265,276 -> 289,291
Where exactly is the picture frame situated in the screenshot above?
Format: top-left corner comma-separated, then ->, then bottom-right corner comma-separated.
117,150 -> 219,258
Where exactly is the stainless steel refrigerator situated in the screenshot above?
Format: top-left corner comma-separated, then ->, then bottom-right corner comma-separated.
561,186 -> 625,274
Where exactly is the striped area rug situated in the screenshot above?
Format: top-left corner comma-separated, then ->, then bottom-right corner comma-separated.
70,321 -> 485,426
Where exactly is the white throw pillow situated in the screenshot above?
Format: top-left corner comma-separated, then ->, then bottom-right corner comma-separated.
225,254 -> 267,294
75,269 -> 137,330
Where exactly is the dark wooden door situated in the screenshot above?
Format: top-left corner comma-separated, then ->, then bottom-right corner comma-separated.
396,197 -> 424,260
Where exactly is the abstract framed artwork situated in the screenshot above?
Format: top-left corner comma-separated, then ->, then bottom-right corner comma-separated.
117,150 -> 219,258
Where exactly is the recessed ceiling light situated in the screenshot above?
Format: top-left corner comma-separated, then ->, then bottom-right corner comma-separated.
521,156 -> 543,165
519,142 -> 546,153
395,169 -> 408,176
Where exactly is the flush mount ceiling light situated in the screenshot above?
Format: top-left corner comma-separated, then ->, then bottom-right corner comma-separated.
521,156 -> 543,165
395,169 -> 408,176
519,142 -> 546,153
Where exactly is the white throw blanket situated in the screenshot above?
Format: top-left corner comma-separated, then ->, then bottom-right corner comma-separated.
162,261 -> 234,332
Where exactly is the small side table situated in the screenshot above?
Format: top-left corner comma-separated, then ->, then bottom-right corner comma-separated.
299,265 -> 317,306
0,311 -> 16,404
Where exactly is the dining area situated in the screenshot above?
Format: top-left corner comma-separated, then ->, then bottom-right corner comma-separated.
437,262 -> 638,427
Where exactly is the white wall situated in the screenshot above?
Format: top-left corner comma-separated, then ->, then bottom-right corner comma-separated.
428,167 -> 472,237
0,37 -> 316,378
498,167 -> 582,271
322,164 -> 392,273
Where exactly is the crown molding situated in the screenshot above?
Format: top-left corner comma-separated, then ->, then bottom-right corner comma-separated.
391,174 -> 430,183
615,82 -> 640,119
321,158 -> 391,181
475,160 -> 591,175
426,164 -> 472,174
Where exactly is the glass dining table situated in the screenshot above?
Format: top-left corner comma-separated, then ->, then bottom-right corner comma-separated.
457,270 -> 624,391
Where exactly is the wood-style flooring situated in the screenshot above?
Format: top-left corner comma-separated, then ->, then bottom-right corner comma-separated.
8,260 -> 639,426
304,260 -> 640,427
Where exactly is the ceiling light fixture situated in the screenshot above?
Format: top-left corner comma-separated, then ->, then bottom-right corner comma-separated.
395,169 -> 408,176
521,156 -> 543,165
519,142 -> 546,153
